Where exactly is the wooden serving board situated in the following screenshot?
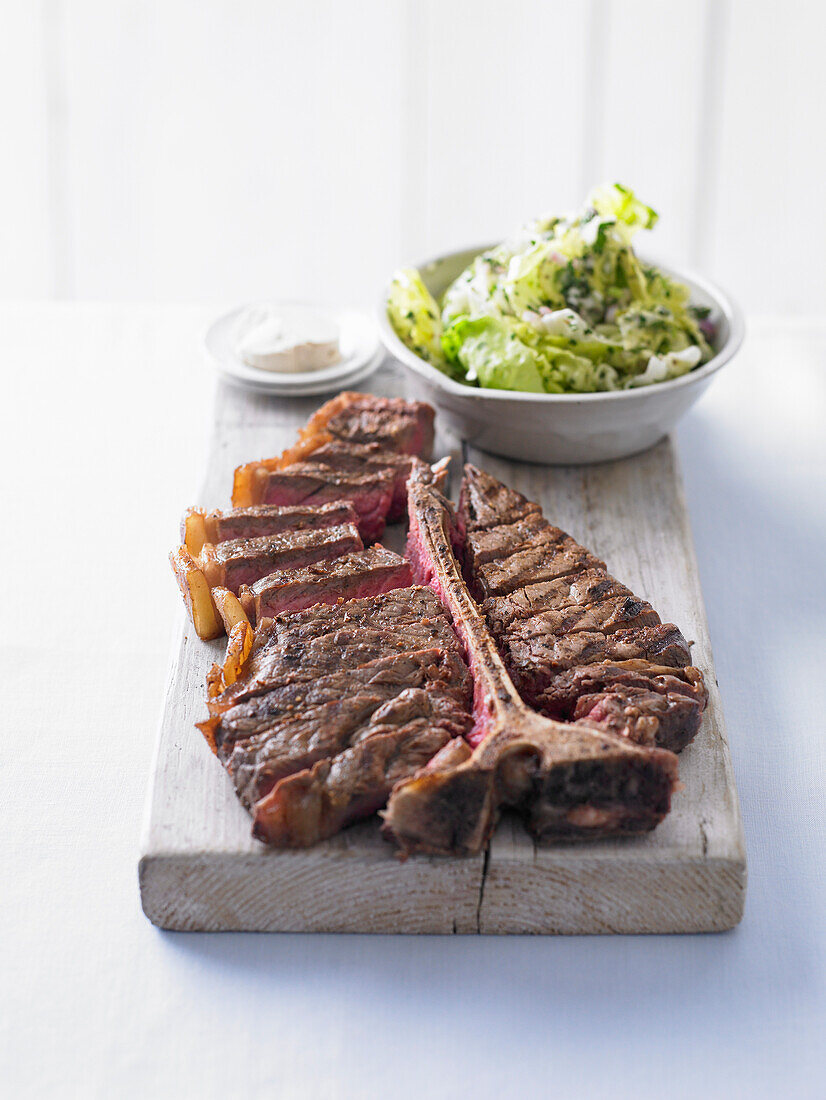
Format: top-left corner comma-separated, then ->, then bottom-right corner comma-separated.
140,366 -> 746,934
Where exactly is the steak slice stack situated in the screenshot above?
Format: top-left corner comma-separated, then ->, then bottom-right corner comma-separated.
381,471 -> 680,856
232,392 -> 436,537
459,465 -> 707,753
199,524 -> 363,593
172,393 -> 438,639
182,501 -> 357,557
241,545 -> 413,620
200,587 -> 474,847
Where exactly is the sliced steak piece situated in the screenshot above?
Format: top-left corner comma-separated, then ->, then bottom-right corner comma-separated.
244,545 -> 413,620
226,692 -> 393,807
227,684 -> 471,811
214,623 -> 464,710
574,687 -> 705,754
537,660 -> 708,752
502,624 -> 692,703
256,466 -> 395,543
204,647 -> 471,753
182,501 -> 357,556
382,472 -> 679,856
457,463 -> 542,535
226,680 -> 470,811
207,587 -> 469,710
537,660 -> 707,716
322,392 -> 435,458
458,466 -> 706,755
253,587 -> 463,657
494,593 -> 659,642
302,441 -> 418,521
228,680 -> 470,811
473,536 -> 605,599
252,694 -> 467,847
232,392 -> 435,507
462,512 -> 556,571
257,584 -> 450,638
482,568 -> 640,635
198,523 -> 363,592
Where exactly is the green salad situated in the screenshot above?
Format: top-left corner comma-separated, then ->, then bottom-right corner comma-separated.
387,184 -> 715,394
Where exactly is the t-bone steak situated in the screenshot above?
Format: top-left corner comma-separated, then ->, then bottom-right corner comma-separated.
381,469 -> 681,856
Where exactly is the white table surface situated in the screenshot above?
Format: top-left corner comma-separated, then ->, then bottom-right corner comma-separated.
1,305 -> 824,1099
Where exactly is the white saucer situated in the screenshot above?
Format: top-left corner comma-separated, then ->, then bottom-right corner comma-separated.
205,303 -> 383,395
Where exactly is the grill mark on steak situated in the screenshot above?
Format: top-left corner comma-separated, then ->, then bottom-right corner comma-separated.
246,545 -> 413,620
501,624 -> 691,701
457,466 -> 705,754
462,513 -> 556,571
497,594 -> 660,642
457,464 -> 542,536
473,536 -> 605,599
201,523 -> 363,592
381,471 -> 680,856
205,648 -> 472,752
482,568 -> 640,634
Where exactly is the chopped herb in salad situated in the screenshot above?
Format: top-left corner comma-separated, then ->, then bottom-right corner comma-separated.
387,184 -> 716,394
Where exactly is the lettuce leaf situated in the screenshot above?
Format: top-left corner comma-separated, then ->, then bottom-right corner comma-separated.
386,269 -> 455,374
443,317 -> 545,392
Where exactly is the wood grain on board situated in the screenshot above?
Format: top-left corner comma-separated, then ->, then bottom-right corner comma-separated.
140,367 -> 746,934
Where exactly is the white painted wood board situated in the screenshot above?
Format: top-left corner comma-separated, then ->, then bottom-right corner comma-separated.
140,366 -> 746,934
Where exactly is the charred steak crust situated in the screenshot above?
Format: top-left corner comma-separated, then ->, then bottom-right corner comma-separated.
202,523 -> 363,592
199,586 -> 476,847
457,465 -> 706,754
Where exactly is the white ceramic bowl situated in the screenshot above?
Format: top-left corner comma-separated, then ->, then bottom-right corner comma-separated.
378,245 -> 744,464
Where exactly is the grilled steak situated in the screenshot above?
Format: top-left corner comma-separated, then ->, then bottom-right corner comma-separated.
232,392 -> 435,509
199,523 -> 363,593
298,441 -> 419,521
199,586 -> 474,846
539,661 -> 708,753
205,648 -> 471,754
253,698 -> 466,846
244,545 -> 413,620
456,465 -> 705,753
252,466 -> 395,543
501,623 -> 692,701
183,501 -> 357,554
381,471 -> 680,856
472,535 -> 606,599
321,392 -> 435,458
457,464 -> 542,535
481,568 -> 642,634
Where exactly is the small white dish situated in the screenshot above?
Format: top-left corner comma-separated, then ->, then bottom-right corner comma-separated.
378,246 -> 745,464
206,303 -> 381,396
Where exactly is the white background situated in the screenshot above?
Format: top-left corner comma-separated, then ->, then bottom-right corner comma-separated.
2,2 -> 826,1098
3,0 -> 826,313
